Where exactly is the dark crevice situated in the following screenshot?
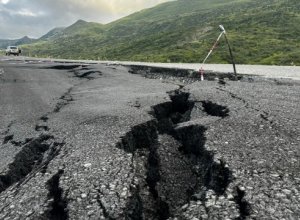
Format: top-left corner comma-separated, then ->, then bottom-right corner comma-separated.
145,142 -> 171,220
3,134 -> 32,147
125,186 -> 143,220
40,115 -> 49,122
116,120 -> 158,153
45,64 -> 102,80
217,88 -> 274,125
97,190 -> 116,220
168,90 -> 194,123
46,65 -> 86,70
73,70 -> 102,79
260,112 -> 274,124
217,88 -> 247,105
273,79 -> 296,86
128,65 -> 243,83
150,90 -> 194,134
35,125 -> 49,131
54,88 -> 74,113
3,134 -> 14,144
260,113 -> 268,121
1,122 -> 13,135
0,134 -> 53,193
10,138 -> 32,147
175,125 -> 231,196
45,169 -> 69,220
200,101 -> 229,118
234,187 -> 251,220
41,141 -> 65,174
146,144 -> 160,198
10,140 -> 23,147
218,78 -> 226,85
118,89 -> 235,219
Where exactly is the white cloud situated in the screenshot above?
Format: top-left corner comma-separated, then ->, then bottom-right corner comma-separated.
17,9 -> 41,17
1,0 -> 10,4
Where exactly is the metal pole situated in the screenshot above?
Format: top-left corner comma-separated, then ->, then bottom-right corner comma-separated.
219,25 -> 237,79
224,33 -> 237,79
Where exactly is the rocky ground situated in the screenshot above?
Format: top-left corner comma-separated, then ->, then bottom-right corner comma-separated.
0,57 -> 299,219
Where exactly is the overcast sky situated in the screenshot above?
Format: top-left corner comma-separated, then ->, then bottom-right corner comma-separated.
0,0 -> 172,39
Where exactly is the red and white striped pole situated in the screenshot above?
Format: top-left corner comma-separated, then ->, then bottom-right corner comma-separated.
200,26 -> 226,81
202,31 -> 225,65
199,67 -> 204,81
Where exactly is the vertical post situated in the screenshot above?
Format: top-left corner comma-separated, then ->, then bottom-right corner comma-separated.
224,33 -> 237,80
219,25 -> 237,80
200,67 -> 204,81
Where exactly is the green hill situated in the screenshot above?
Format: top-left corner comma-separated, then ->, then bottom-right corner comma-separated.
0,36 -> 36,49
39,27 -> 65,41
22,0 -> 300,65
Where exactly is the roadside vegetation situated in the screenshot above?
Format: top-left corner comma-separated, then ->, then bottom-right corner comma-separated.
21,0 -> 300,65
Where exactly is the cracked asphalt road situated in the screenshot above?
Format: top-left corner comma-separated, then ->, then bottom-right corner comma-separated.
0,57 -> 299,220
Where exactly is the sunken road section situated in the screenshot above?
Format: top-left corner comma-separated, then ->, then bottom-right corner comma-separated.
128,65 -> 244,83
116,89 -> 249,219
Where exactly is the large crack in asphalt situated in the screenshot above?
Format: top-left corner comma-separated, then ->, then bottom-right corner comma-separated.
54,88 -> 74,113
0,64 -> 254,218
0,66 -> 80,215
73,70 -> 102,80
0,64 -> 107,218
2,134 -> 14,144
0,134 -> 53,193
128,65 -> 243,85
216,87 -> 274,124
46,64 -> 85,70
46,64 -> 102,80
115,89 -> 249,219
44,169 -> 69,220
199,100 -> 229,118
234,186 -> 251,220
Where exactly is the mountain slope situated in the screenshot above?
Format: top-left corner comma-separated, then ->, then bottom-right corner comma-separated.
39,27 -> 65,41
0,36 -> 36,49
22,0 -> 300,65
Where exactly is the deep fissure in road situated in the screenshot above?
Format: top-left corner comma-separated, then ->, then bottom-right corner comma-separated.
54,88 -> 74,113
234,186 -> 251,220
3,134 -> 14,144
46,65 -> 85,70
200,100 -> 229,118
41,141 -> 65,174
45,169 -> 69,220
46,64 -> 101,80
117,89 -> 234,219
0,85 -> 69,194
0,134 -> 53,193
129,65 -> 243,83
73,70 -> 102,79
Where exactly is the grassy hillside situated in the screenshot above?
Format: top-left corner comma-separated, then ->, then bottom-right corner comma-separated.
39,27 -> 65,41
22,0 -> 300,65
0,36 -> 36,49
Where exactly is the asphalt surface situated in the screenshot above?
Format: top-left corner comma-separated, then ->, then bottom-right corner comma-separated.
0,56 -> 299,220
